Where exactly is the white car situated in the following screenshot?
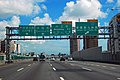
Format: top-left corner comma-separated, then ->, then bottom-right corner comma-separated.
68,57 -> 73,61
50,57 -> 55,61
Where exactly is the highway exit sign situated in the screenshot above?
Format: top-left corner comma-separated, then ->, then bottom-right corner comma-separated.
52,24 -> 72,36
76,22 -> 98,36
19,25 -> 50,36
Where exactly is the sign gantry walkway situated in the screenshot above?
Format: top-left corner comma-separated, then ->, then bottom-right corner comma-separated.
5,26 -> 112,40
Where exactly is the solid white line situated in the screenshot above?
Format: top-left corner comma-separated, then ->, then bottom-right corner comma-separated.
28,64 -> 31,66
17,68 -> 24,72
82,67 -> 92,71
50,64 -> 52,66
53,67 -> 56,71
60,77 -> 64,80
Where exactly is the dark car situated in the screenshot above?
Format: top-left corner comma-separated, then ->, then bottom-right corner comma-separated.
60,57 -> 65,61
39,53 -> 46,61
5,60 -> 13,64
33,57 -> 38,61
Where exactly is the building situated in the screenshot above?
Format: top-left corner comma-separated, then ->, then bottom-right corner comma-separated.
70,33 -> 80,54
109,13 -> 120,54
83,36 -> 98,49
83,19 -> 98,49
10,41 -> 17,53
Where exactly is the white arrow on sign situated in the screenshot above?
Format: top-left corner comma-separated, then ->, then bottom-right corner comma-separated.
85,31 -> 89,35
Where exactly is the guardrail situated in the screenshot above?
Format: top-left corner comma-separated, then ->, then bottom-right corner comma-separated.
0,55 -> 33,60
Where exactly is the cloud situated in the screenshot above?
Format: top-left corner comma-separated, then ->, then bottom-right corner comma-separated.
0,0 -> 42,18
0,16 -> 20,39
57,0 -> 107,25
33,5 -> 41,14
107,0 -> 114,3
117,0 -> 120,7
41,4 -> 47,10
9,16 -> 20,27
35,0 -> 46,2
30,13 -> 54,25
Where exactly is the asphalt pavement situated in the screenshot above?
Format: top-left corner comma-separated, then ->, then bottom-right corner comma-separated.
0,60 -> 120,80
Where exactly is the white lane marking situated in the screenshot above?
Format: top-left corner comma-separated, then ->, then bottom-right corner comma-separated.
70,63 -> 75,66
102,66 -> 106,68
82,67 -> 92,71
117,78 -> 120,80
17,68 -> 24,72
53,67 -> 56,71
50,64 -> 52,66
96,65 -> 100,66
28,64 -> 31,67
0,78 -> 2,80
110,67 -> 116,69
90,64 -> 94,66
60,77 -> 64,80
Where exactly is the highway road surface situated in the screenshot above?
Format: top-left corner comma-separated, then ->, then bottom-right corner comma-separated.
0,60 -> 120,80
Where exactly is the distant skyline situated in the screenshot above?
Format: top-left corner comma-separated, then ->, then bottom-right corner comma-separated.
0,0 -> 120,54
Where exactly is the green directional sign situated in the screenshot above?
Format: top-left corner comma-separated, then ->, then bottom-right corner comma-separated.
35,25 -> 50,36
52,24 -> 72,36
76,22 -> 98,36
19,25 -> 34,36
19,25 -> 50,36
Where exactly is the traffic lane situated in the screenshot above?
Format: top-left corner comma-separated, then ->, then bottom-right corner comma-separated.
0,61 -> 35,79
3,61 -> 60,80
68,61 -> 120,75
51,61 -> 119,80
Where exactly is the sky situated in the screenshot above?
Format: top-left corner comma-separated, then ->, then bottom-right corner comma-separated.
0,0 -> 120,55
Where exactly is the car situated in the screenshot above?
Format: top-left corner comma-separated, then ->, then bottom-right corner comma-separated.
5,60 -> 13,64
60,57 -> 65,61
68,57 -> 73,61
50,57 -> 55,61
39,53 -> 46,62
39,58 -> 45,61
33,57 -> 38,61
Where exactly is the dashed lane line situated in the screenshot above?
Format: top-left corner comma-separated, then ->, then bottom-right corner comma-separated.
102,66 -> 106,68
28,64 -> 31,67
70,63 -> 75,66
60,77 -> 64,80
90,64 -> 94,66
96,65 -> 100,66
50,64 -> 52,66
17,68 -> 24,72
53,67 -> 56,71
82,67 -> 92,71
110,67 -> 116,69
0,78 -> 2,80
